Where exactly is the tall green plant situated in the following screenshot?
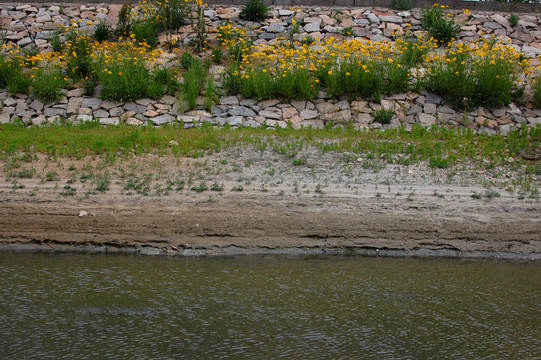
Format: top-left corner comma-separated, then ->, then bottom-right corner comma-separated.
421,5 -> 460,45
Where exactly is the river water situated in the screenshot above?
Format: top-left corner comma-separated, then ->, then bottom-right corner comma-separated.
0,253 -> 540,359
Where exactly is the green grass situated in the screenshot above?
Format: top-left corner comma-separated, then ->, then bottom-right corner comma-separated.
1,122 -> 539,170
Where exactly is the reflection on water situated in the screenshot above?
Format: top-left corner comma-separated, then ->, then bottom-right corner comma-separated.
0,253 -> 540,359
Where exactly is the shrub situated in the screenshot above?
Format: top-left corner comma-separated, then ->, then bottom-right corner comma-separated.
132,19 -> 159,48
65,34 -> 93,81
533,77 -> 541,108
95,56 -> 150,101
392,0 -> 412,11
509,13 -> 520,28
0,56 -> 30,94
374,107 -> 395,124
158,0 -> 189,31
50,31 -> 63,52
146,80 -> 165,99
425,41 -> 520,110
421,5 -> 460,45
180,52 -> 196,70
117,2 -> 132,36
32,68 -> 66,104
239,0 -> 269,23
94,22 -> 110,42
8,72 -> 31,95
181,58 -> 206,110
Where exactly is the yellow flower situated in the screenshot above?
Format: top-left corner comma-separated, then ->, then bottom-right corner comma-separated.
328,70 -> 332,75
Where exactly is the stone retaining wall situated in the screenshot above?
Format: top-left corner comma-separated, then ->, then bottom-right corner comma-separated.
1,3 -> 541,135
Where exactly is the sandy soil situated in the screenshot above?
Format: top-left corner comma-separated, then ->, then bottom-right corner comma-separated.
1,147 -> 540,259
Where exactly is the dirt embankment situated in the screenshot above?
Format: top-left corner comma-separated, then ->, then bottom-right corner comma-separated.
1,150 -> 540,259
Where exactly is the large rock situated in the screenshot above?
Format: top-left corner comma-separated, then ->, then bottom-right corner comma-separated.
152,114 -> 175,125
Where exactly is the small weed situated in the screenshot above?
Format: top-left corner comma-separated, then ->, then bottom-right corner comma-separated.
95,171 -> 111,192
293,158 -> 307,166
17,168 -> 35,178
191,181 -> 208,192
45,171 -> 60,181
341,26 -> 355,37
210,181 -> 224,191
231,185 -> 244,192
509,13 -> 519,28
60,185 -> 76,196
374,107 -> 395,124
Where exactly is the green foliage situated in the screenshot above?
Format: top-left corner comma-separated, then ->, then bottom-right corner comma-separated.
533,77 -> 541,108
95,56 -> 150,101
181,58 -> 206,111
341,26 -> 355,37
421,5 -> 460,45
65,34 -> 93,81
425,45 -> 518,110
509,13 -> 520,28
132,19 -> 159,48
374,107 -> 395,124
95,171 -> 111,192
429,156 -> 450,168
50,31 -> 63,52
234,66 -> 318,101
397,38 -> 430,66
117,2 -> 132,36
180,52 -> 196,70
392,0 -> 412,11
94,22 -> 111,42
211,47 -> 223,63
32,68 -> 66,104
0,54 -> 31,94
302,36 -> 315,45
239,0 -> 269,23
158,0 -> 189,31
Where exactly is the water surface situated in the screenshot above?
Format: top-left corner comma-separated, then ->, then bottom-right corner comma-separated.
0,253 -> 540,359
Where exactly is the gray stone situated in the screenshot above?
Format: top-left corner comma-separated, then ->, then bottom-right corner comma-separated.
93,109 -> 109,118
303,119 -> 324,128
300,109 -> 318,120
160,94 -> 176,105
43,107 -> 66,117
304,22 -> 321,33
527,117 -> 541,125
135,98 -> 153,106
152,114 -> 175,125
335,100 -> 350,110
0,113 -> 10,124
99,117 -> 120,125
279,9 -> 295,16
366,13 -> 381,24
67,97 -> 83,115
243,119 -> 262,128
227,116 -> 243,126
424,103 -> 437,114
32,115 -> 46,126
109,107 -> 124,117
66,88 -> 85,97
259,109 -> 281,120
77,115 -> 94,122
228,106 -> 257,117
258,99 -> 280,108
101,100 -> 123,110
220,96 -> 239,106
379,15 -> 402,23
425,93 -> 442,105
417,113 -> 436,126
291,100 -> 306,112
126,117 -> 143,126
478,126 -> 497,135
29,99 -> 44,112
123,102 -> 146,113
484,22 -> 503,30
407,104 -> 422,115
82,97 -> 102,110
267,23 -> 287,33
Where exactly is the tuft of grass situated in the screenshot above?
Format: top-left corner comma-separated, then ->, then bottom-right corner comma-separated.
341,26 -> 355,37
421,4 -> 460,45
374,108 -> 395,124
94,22 -> 111,42
239,0 -> 269,22
509,13 -> 519,28
392,0 -> 412,10
32,68 -> 66,104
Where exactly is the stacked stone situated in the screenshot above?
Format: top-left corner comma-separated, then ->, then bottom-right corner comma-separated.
1,3 -> 541,134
